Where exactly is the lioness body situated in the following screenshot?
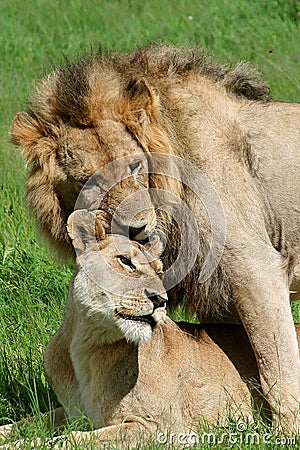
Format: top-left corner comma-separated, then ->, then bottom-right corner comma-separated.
2,320 -> 300,448
45,318 -> 258,444
11,45 -> 300,429
42,210 -> 252,445
44,308 -> 299,447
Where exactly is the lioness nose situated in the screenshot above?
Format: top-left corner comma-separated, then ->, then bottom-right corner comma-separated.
144,289 -> 166,310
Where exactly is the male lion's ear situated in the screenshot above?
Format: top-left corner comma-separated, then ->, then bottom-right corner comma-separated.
67,210 -> 104,255
123,78 -> 158,127
10,112 -> 46,163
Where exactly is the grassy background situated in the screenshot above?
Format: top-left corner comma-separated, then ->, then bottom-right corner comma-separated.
0,0 -> 300,447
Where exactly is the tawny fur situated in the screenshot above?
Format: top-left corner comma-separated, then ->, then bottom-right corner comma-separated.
10,44 -> 300,431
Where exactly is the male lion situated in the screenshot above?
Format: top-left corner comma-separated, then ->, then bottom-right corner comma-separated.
11,44 -> 300,431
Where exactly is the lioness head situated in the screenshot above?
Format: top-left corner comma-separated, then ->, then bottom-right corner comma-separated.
67,209 -> 167,345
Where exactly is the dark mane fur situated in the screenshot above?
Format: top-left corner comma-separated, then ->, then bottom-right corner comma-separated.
31,44 -> 270,126
115,44 -> 270,100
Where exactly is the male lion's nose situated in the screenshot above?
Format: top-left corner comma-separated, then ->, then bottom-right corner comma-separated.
129,224 -> 147,241
144,289 -> 166,310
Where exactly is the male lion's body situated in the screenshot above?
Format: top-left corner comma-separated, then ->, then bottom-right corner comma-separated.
11,45 -> 300,430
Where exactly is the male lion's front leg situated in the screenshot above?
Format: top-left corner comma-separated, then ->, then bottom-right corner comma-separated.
227,245 -> 300,433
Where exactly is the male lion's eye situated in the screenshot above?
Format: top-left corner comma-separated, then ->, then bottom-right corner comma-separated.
118,255 -> 136,271
129,161 -> 142,175
66,150 -> 75,160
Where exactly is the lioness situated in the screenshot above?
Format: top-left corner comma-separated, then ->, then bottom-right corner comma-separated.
0,210 -> 255,448
1,211 -> 300,448
11,44 -> 300,431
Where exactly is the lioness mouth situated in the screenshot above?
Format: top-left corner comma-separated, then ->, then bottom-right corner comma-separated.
117,312 -> 156,329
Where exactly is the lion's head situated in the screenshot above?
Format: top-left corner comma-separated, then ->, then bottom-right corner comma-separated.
11,69 -> 160,255
67,209 -> 167,345
11,44 -> 269,259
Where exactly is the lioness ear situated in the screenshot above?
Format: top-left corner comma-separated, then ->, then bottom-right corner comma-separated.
124,78 -> 157,127
10,112 -> 46,163
144,231 -> 165,258
67,210 -> 105,254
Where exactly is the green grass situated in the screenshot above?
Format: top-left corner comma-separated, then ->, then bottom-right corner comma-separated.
0,0 -> 300,448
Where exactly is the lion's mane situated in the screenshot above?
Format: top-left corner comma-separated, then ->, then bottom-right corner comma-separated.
11,44 -> 271,318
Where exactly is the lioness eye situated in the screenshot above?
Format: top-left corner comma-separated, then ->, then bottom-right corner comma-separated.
129,161 -> 142,175
118,255 -> 136,271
